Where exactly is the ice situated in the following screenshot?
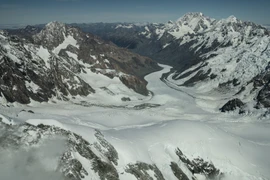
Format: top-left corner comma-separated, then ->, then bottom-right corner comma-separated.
37,46 -> 51,67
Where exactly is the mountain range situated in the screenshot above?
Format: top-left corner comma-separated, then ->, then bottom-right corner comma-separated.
1,12 -> 270,180
1,21 -> 160,104
73,12 -> 270,114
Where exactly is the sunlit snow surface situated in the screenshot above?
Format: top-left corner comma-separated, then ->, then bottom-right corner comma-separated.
2,65 -> 270,180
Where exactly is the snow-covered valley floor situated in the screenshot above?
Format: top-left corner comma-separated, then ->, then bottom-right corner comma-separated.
1,64 -> 270,180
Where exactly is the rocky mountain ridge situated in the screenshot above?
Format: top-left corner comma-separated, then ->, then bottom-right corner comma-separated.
1,22 -> 160,104
0,116 -> 222,180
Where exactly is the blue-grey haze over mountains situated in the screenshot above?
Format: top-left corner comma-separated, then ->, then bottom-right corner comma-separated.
0,0 -> 269,26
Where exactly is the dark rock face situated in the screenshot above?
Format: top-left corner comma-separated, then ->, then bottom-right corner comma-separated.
253,66 -> 270,108
170,162 -> 190,180
125,162 -> 165,180
220,98 -> 245,113
33,22 -> 68,50
0,44 -> 94,103
121,97 -> 131,101
0,56 -> 32,104
94,130 -> 119,166
257,83 -> 270,108
191,158 -> 221,179
175,148 -> 222,179
182,69 -> 212,87
120,75 -> 148,95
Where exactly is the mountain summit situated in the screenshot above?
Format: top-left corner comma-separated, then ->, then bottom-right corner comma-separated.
175,12 -> 214,33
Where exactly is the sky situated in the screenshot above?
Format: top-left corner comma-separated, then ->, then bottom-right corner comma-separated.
0,0 -> 269,27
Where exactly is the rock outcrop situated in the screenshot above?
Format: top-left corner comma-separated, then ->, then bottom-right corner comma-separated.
220,98 -> 245,113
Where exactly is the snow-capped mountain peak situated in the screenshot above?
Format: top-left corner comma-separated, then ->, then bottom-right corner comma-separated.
216,15 -> 242,26
175,12 -> 214,33
225,15 -> 239,23
167,20 -> 174,24
176,12 -> 206,22
33,21 -> 81,51
42,21 -> 67,37
150,12 -> 215,40
45,21 -> 66,29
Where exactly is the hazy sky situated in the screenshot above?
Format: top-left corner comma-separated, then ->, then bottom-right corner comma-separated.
0,0 -> 269,25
